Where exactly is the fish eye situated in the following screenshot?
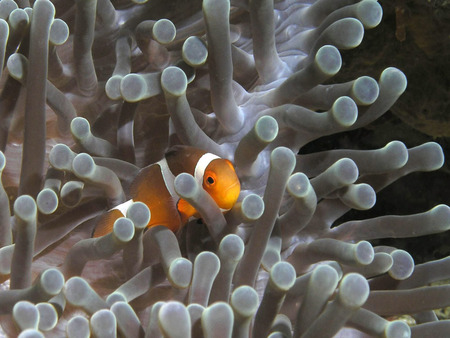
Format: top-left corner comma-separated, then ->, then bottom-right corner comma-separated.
206,176 -> 215,185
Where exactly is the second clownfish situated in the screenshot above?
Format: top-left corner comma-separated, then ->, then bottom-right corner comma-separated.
92,146 -> 241,237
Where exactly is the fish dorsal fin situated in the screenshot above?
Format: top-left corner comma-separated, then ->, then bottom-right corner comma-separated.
129,165 -> 154,199
129,163 -> 171,200
130,159 -> 179,201
165,146 -> 207,177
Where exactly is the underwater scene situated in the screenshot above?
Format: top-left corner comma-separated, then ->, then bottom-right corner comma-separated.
0,0 -> 449,337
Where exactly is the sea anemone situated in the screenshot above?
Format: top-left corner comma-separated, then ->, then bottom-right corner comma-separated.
0,0 -> 449,337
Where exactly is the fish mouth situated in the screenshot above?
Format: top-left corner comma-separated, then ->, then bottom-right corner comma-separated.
220,180 -> 241,210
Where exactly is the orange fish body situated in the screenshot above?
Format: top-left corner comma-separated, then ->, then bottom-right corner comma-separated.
92,146 -> 240,237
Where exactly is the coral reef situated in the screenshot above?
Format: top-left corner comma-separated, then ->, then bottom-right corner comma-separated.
0,0 -> 448,337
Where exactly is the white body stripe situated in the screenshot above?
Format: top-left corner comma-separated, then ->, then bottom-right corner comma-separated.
158,158 -> 177,198
194,153 -> 220,184
112,199 -> 134,216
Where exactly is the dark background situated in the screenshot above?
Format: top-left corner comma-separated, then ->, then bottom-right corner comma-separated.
306,0 -> 450,263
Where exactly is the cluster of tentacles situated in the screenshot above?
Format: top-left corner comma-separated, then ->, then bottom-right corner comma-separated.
0,0 -> 449,337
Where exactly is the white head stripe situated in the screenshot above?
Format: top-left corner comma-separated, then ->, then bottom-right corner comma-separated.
112,199 -> 134,216
158,158 -> 177,198
194,153 -> 220,184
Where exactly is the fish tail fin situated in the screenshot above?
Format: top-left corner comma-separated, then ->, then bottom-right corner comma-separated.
92,209 -> 123,238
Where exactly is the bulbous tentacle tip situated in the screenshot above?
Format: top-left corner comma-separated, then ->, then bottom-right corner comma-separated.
105,292 -> 127,307
70,117 -> 90,139
36,188 -> 58,215
126,202 -> 151,230
230,285 -> 259,317
201,302 -> 234,337
40,268 -> 65,297
331,96 -> 358,127
7,9 -> 29,31
152,19 -> 176,45
219,234 -> 245,261
90,309 -> 116,337
111,301 -> 143,337
286,172 -> 311,198
334,158 -> 359,184
72,153 -> 95,178
120,73 -> 147,102
190,251 -> 221,305
270,147 -> 296,173
35,302 -> 58,332
241,194 -> 265,221
270,261 -> 296,292
430,204 -> 450,230
60,181 -> 84,207
182,36 -> 208,67
355,241 -> 375,265
49,18 -> 69,46
6,53 -> 27,82
352,76 -> 379,105
161,66 -> 188,97
315,45 -> 342,76
13,301 -> 39,332
356,0 -> 383,29
14,195 -> 37,222
168,257 -> 192,289
158,302 -> 191,337
383,141 -> 409,169
385,320 -> 411,338
18,329 -> 45,338
174,173 -> 198,199
105,75 -> 124,100
388,249 -> 414,280
72,116 -> 119,158
379,67 -> 408,96
113,217 -> 135,243
310,264 -> 341,290
338,273 -> 370,309
63,277 -> 90,306
255,115 -> 279,143
330,18 -> 365,50
66,316 -> 90,338
49,144 -> 76,171
416,142 -> 445,171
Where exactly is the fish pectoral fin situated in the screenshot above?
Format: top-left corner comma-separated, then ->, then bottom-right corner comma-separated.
92,209 -> 123,238
176,198 -> 198,224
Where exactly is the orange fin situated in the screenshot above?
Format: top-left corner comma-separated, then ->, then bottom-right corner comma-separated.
129,165 -> 156,200
92,209 -> 123,238
176,198 -> 198,224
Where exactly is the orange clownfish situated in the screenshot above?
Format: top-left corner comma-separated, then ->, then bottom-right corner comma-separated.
92,146 -> 241,237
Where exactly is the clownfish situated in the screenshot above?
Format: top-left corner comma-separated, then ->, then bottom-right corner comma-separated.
92,146 -> 241,237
